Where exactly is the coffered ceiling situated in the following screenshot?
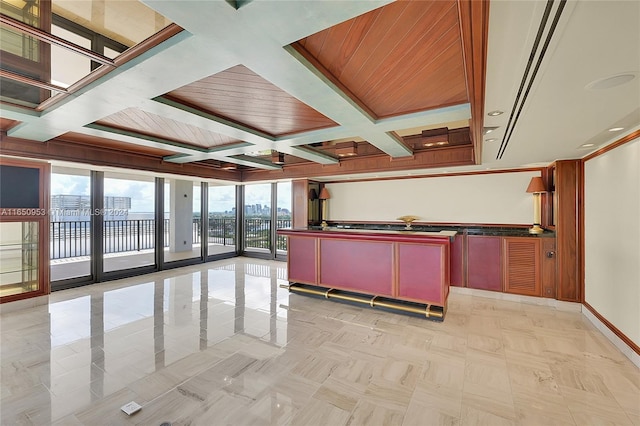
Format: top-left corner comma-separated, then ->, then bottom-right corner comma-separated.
1,0 -> 638,182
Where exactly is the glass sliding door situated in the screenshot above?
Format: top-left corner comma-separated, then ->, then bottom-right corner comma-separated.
164,179 -> 202,263
207,184 -> 236,257
244,184 -> 271,254
276,181 -> 292,258
50,167 -> 91,282
103,173 -> 155,272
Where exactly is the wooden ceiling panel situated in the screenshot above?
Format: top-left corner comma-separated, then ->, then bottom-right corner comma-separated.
96,108 -> 240,149
0,118 -> 19,132
59,132 -> 177,157
296,0 -> 468,119
166,65 -> 337,137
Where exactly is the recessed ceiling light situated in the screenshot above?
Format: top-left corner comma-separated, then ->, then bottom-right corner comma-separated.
483,126 -> 499,135
586,73 -> 636,90
608,127 -> 624,132
580,143 -> 595,148
487,110 -> 503,116
485,138 -> 497,142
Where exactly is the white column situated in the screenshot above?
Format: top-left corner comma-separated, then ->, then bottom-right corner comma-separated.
169,180 -> 193,252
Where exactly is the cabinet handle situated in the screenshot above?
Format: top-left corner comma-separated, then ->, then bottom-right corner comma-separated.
546,251 -> 555,258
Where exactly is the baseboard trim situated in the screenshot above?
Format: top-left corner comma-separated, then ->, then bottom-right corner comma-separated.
582,301 -> 640,368
449,288 -> 640,368
450,286 -> 581,311
0,294 -> 49,314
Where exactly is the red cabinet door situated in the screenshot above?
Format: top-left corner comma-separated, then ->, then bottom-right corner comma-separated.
397,243 -> 445,304
467,235 -> 502,291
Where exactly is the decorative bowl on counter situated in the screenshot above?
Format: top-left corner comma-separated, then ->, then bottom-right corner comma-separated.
397,215 -> 420,230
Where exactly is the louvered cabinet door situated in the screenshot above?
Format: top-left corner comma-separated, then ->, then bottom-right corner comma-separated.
503,237 -> 541,296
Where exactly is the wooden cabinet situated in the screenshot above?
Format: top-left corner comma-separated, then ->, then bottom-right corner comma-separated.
0,158 -> 50,304
466,234 -> 555,297
467,235 -> 502,291
503,237 -> 541,296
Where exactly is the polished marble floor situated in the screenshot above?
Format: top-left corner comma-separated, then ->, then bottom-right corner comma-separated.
1,257 -> 639,425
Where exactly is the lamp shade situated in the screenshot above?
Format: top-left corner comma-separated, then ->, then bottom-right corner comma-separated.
526,177 -> 546,193
308,188 -> 318,200
319,187 -> 330,200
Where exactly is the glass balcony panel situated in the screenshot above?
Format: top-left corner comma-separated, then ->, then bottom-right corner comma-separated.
50,167 -> 92,282
103,173 -> 156,273
207,185 -> 236,257
244,184 -> 271,253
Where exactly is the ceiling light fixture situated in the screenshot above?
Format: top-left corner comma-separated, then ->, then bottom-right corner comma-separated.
608,127 -> 624,132
487,110 -> 504,116
586,73 -> 636,90
483,126 -> 499,135
335,141 -> 357,157
485,138 -> 497,142
271,151 -> 285,164
220,162 -> 237,170
580,143 -> 595,148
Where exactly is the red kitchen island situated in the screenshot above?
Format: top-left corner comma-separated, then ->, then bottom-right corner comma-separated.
277,228 -> 456,320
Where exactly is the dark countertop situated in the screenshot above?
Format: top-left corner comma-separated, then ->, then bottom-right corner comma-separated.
278,227 -> 456,242
315,223 -> 555,238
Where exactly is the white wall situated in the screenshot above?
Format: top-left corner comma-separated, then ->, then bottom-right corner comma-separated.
325,171 -> 539,224
584,137 -> 640,347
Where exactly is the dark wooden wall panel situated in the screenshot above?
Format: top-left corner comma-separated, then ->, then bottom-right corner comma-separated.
291,179 -> 309,229
542,238 -> 556,298
555,160 -> 582,302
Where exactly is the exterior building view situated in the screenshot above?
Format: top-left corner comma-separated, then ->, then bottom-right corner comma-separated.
0,0 -> 638,424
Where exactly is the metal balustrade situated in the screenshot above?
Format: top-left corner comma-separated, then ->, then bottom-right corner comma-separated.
50,217 -> 287,260
243,218 -> 291,251
276,219 -> 291,251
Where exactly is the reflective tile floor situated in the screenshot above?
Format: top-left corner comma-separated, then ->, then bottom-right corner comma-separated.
1,257 -> 639,425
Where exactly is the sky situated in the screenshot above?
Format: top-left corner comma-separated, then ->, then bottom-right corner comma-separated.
51,174 -> 291,213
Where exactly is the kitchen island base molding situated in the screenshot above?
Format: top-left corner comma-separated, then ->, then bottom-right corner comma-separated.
285,283 -> 445,321
279,228 -> 455,320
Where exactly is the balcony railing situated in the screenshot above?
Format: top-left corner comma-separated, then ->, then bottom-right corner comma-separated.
243,218 -> 291,251
50,217 -> 288,259
276,219 -> 291,251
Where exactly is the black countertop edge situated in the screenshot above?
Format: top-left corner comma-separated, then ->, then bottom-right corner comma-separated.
312,223 -> 555,238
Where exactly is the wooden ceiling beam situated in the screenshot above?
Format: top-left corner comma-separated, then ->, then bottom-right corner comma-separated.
458,0 -> 490,165
241,145 -> 474,182
0,133 -> 242,182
